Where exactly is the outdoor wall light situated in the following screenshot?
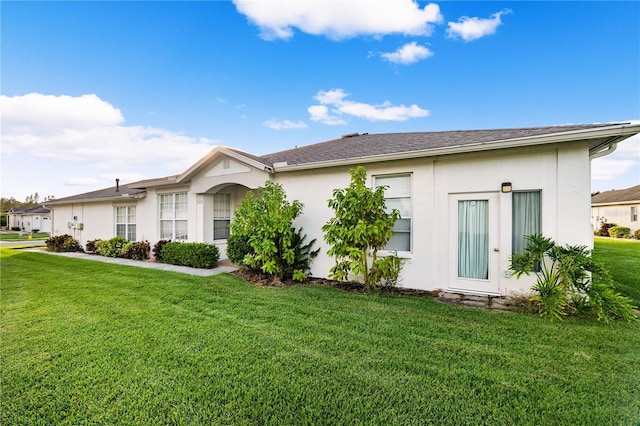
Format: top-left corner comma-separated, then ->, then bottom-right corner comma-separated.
501,182 -> 512,193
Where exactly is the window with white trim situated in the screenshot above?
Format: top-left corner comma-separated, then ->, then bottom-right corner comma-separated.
213,193 -> 231,240
159,193 -> 188,240
375,174 -> 412,252
631,206 -> 638,222
115,206 -> 136,241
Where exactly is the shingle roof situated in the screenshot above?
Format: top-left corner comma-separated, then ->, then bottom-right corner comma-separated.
46,184 -> 146,204
592,185 -> 640,204
11,205 -> 51,214
259,123 -> 624,167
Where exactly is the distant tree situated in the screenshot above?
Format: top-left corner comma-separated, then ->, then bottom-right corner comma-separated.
44,195 -> 56,202
24,192 -> 40,206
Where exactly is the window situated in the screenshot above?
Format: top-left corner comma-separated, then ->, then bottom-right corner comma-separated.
512,191 -> 541,256
159,193 -> 188,240
115,206 -> 136,241
632,206 -> 638,222
375,174 -> 411,252
213,194 -> 231,240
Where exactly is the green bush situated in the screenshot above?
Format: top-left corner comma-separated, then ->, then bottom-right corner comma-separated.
45,234 -> 81,252
122,241 -> 150,260
85,239 -> 101,254
152,239 -> 171,262
96,236 -> 129,258
634,229 -> 640,240
608,226 -> 631,239
160,242 -> 220,269
230,182 -> 317,281
226,233 -> 254,265
510,234 -> 636,322
11,227 -> 21,231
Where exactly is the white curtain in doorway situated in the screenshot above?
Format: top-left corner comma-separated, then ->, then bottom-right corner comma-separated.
458,200 -> 489,280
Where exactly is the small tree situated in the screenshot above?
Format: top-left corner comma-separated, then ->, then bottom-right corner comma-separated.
230,181 -> 317,281
322,166 -> 402,292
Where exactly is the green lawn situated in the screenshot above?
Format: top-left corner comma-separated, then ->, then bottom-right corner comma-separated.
594,237 -> 640,305
0,231 -> 50,241
1,247 -> 639,425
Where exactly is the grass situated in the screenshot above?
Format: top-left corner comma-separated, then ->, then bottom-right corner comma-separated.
1,247 -> 639,425
594,237 -> 640,305
0,231 -> 50,241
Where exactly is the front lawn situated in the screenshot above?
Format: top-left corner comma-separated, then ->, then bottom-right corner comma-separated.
0,231 -> 50,241
594,237 -> 640,305
1,248 -> 639,425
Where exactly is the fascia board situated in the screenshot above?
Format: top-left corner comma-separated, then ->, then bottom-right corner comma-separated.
591,201 -> 640,207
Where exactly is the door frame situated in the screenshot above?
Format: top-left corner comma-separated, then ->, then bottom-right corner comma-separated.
448,192 -> 501,295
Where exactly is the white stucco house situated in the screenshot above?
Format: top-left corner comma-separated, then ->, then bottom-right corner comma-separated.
46,122 -> 640,296
591,185 -> 640,234
7,205 -> 52,232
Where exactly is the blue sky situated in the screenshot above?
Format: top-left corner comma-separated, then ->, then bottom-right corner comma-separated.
2,1 -> 639,201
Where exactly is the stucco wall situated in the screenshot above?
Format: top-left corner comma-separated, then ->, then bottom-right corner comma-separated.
591,203 -> 640,234
274,142 -> 592,295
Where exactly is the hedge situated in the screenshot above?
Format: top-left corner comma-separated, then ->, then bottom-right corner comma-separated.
160,242 -> 220,269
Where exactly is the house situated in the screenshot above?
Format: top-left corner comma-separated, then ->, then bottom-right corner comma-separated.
7,205 -> 52,232
591,185 -> 640,234
46,122 -> 640,296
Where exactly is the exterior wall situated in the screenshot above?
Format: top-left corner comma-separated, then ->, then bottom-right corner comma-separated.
51,201 -> 116,244
275,141 -> 593,296
591,202 -> 640,234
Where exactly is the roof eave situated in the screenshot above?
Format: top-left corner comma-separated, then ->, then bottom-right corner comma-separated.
45,192 -> 147,206
274,123 -> 640,172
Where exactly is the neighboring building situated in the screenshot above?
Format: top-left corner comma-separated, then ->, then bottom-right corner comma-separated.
591,185 -> 640,234
46,122 -> 640,296
7,205 -> 52,232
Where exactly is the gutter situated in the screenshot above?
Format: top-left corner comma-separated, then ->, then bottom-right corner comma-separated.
44,192 -> 147,206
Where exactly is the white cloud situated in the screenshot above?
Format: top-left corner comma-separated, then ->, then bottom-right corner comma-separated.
591,134 -> 640,182
263,118 -> 308,130
1,93 -> 218,198
447,9 -> 511,42
308,89 -> 429,124
308,105 -> 347,126
381,41 -> 433,65
233,0 -> 443,40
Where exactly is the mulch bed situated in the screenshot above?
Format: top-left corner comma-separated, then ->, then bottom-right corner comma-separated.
231,269 -> 437,298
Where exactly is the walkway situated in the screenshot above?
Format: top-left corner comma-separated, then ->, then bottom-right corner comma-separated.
22,246 -> 238,277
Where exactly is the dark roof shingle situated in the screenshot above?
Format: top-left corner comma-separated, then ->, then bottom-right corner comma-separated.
592,185 -> 640,204
259,124 -> 621,167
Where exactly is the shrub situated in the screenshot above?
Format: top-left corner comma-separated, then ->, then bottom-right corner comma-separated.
226,233 -> 254,265
160,242 -> 220,269
230,182 -> 317,281
11,227 -> 21,231
323,166 -> 402,292
122,241 -> 150,260
634,229 -> 640,240
96,236 -> 129,258
510,234 -> 636,322
596,222 -> 616,237
45,234 -> 81,252
32,229 -> 39,233
85,239 -> 102,254
608,226 -> 631,239
152,239 -> 171,262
